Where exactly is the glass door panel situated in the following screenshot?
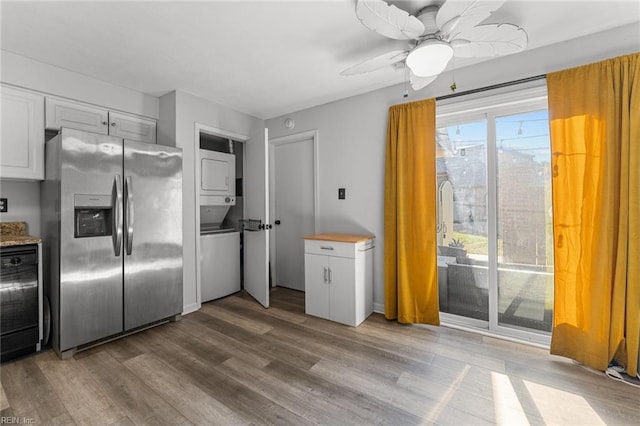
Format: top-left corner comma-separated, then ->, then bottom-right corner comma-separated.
495,110 -> 554,332
436,120 -> 489,321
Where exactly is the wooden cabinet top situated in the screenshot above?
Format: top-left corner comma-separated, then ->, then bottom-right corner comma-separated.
303,233 -> 374,243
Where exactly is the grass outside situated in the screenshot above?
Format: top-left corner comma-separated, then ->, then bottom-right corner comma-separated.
452,231 -> 503,257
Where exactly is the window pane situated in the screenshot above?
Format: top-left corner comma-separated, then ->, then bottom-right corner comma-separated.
436,120 -> 489,321
496,110 -> 554,332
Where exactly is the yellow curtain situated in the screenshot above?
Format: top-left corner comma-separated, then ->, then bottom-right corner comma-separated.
548,53 -> 640,376
384,99 -> 439,325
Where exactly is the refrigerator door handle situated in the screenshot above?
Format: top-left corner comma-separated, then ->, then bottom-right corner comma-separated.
125,176 -> 134,255
112,175 -> 123,256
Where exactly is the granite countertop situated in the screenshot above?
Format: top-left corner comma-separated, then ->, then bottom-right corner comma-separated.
303,233 -> 375,243
0,221 -> 42,247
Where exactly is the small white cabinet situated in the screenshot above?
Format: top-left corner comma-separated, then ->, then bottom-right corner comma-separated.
45,97 -> 156,144
304,234 -> 374,327
0,85 -> 45,180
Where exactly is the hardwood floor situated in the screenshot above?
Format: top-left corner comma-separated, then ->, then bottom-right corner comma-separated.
2,287 -> 639,425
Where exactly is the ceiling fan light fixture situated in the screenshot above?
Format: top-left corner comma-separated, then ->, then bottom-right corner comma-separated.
406,39 -> 453,77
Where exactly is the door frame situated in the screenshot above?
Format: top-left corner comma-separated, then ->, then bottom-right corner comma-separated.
194,123 -> 248,306
268,129 -> 319,289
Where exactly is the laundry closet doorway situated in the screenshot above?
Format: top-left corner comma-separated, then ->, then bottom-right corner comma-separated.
269,130 -> 318,292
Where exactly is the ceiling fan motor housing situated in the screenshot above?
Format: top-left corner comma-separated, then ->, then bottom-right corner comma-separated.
416,5 -> 440,37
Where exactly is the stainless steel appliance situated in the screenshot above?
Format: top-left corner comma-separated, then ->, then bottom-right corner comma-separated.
0,244 -> 40,362
200,148 -> 236,207
41,128 -> 183,358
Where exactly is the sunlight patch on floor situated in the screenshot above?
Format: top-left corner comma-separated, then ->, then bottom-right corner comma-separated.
524,380 -> 606,425
491,372 -> 530,425
426,364 -> 471,422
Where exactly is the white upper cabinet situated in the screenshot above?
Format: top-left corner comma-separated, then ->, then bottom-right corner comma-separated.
45,97 -> 156,144
0,84 -> 45,180
45,97 -> 109,134
108,111 -> 156,144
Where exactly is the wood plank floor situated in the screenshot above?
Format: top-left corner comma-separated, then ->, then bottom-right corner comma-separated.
2,287 -> 639,425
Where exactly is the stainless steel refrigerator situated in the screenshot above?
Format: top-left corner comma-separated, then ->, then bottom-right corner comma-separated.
41,128 -> 183,358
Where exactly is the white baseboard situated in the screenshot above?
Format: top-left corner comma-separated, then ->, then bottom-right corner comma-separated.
182,302 -> 201,316
373,302 -> 384,314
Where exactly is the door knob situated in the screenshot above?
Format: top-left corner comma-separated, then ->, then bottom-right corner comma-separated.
275,220 -> 281,225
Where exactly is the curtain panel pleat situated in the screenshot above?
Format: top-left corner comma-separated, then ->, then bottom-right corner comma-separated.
384,99 -> 440,325
548,53 -> 639,375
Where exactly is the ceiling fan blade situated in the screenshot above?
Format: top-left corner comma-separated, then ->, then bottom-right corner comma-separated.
341,50 -> 408,76
436,0 -> 505,40
355,0 -> 425,40
410,72 -> 438,91
451,24 -> 527,57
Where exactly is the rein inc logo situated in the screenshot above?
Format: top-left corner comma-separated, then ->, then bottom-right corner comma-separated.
0,417 -> 35,425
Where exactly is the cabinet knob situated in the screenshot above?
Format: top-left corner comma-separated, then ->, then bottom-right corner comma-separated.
102,121 -> 108,126
111,122 -> 116,126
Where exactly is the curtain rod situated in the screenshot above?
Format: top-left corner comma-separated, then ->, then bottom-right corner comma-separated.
435,74 -> 546,101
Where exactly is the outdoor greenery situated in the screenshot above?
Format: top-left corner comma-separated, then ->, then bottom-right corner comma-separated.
452,231 -> 503,257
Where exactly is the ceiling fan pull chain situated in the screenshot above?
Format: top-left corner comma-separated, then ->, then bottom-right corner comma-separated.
403,63 -> 409,98
450,56 -> 457,92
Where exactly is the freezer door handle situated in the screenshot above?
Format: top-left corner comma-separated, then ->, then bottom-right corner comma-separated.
112,175 -> 123,256
124,176 -> 134,255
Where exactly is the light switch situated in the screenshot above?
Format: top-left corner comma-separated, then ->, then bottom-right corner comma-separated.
338,188 -> 345,200
0,198 -> 7,213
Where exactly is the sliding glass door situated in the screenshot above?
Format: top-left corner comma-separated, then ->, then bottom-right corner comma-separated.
495,110 -> 554,333
436,119 -> 489,322
436,86 -> 553,344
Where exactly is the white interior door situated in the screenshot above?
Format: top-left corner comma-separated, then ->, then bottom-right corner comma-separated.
244,127 -> 269,307
270,136 -> 315,291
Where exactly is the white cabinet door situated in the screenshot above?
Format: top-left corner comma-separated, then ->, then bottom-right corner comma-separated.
244,127 -> 270,308
305,253 -> 330,319
329,256 -> 356,326
0,85 -> 44,180
45,97 -> 109,134
109,111 -> 156,144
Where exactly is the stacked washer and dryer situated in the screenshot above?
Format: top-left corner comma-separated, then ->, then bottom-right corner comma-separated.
200,147 -> 241,302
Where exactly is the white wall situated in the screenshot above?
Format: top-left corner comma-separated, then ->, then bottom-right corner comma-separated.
266,23 -> 640,312
1,51 -> 158,118
159,90 -> 262,314
0,181 -> 41,236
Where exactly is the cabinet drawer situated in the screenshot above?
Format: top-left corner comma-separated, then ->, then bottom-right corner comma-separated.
305,240 -> 356,258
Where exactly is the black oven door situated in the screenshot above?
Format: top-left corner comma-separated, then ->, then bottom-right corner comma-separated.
1,245 -> 39,362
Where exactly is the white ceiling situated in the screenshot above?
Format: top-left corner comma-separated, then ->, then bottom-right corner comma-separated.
1,1 -> 639,119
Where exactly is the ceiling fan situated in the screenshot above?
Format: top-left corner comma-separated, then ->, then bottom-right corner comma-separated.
342,0 -> 528,90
